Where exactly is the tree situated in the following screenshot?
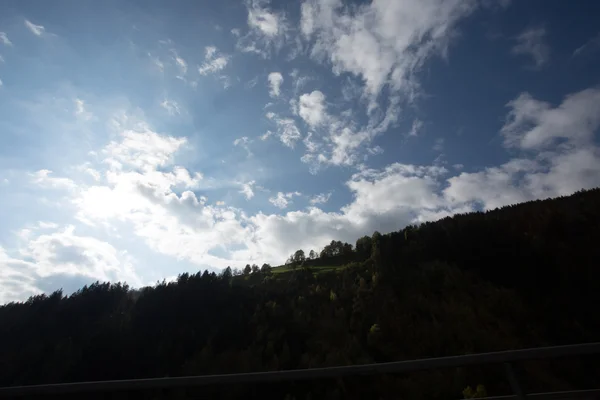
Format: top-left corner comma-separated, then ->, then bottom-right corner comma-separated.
243,264 -> 252,275
261,263 -> 273,275
251,264 -> 260,274
293,249 -> 306,264
356,235 -> 373,259
308,250 -> 317,260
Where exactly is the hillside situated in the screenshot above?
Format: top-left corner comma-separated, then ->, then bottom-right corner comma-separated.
1,188 -> 600,399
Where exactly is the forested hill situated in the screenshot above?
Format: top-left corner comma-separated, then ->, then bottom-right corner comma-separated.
1,188 -> 600,399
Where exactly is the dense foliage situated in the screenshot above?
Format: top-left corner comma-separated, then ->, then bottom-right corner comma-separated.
1,189 -> 600,399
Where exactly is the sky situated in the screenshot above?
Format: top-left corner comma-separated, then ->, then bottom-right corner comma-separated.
1,0 -> 600,303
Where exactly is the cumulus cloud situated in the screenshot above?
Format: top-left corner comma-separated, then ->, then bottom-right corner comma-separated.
272,0 -> 482,171
0,225 -> 141,304
102,127 -> 187,172
501,88 -> 600,150
240,180 -> 256,199
301,0 -> 478,105
248,0 -> 280,37
198,46 -> 229,75
268,72 -> 283,97
269,191 -> 301,209
7,82 -> 600,303
24,19 -> 45,36
446,88 -> 600,208
298,90 -> 327,127
511,26 -> 550,68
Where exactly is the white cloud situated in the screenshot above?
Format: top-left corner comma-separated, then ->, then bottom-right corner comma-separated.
301,0 -> 477,106
269,191 -> 301,209
275,117 -> 302,148
240,180 -> 256,199
237,0 -> 289,58
409,119 -> 423,136
8,84 -> 600,302
31,170 -> 77,191
512,27 -> 550,68
149,54 -> 165,72
433,138 -> 444,152
198,46 -> 229,75
0,248 -> 41,304
171,50 -> 188,75
24,226 -> 139,283
573,33 -> 600,58
501,88 -> 600,150
199,57 -> 228,75
248,0 -> 280,37
282,0 -> 481,170
446,88 -> 600,209
73,98 -> 94,122
160,99 -> 182,116
24,19 -> 45,36
0,226 -> 141,304
309,192 -> 331,205
103,128 -> 187,172
233,136 -> 253,156
0,32 -> 12,46
298,90 -> 327,127
268,72 -> 283,97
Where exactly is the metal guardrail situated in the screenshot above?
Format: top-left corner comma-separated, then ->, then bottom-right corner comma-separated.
0,342 -> 599,398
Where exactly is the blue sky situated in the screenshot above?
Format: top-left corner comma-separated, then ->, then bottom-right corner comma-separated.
1,0 -> 600,303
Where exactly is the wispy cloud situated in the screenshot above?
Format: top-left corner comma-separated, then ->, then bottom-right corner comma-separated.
0,32 -> 12,46
572,33 -> 600,58
264,113 -> 302,148
233,136 -> 253,156
171,50 -> 188,75
198,46 -> 229,75
512,27 -> 550,69
409,119 -> 423,137
24,19 -> 46,36
309,192 -> 331,205
160,99 -> 181,116
267,72 -> 283,97
236,0 -> 289,58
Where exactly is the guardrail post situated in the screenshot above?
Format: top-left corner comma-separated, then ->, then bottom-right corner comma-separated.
504,362 -> 526,400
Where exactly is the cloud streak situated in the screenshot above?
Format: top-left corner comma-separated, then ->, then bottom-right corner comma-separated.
512,27 -> 550,69
24,19 -> 46,36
